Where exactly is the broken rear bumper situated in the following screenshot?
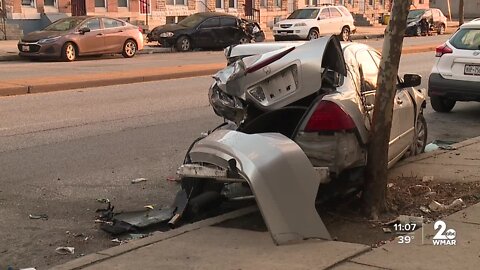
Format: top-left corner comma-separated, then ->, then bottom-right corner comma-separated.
180,130 -> 331,244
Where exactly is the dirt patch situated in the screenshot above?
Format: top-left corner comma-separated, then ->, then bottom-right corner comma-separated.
217,177 -> 480,247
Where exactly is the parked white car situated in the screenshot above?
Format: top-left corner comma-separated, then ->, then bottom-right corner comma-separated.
429,19 -> 480,112
272,5 -> 356,42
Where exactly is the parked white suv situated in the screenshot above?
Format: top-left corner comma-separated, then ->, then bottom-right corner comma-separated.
273,5 -> 356,42
428,19 -> 480,112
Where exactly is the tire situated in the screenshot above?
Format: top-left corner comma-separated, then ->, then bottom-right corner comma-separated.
438,24 -> 445,35
176,36 -> 192,52
61,42 -> 76,62
413,114 -> 428,155
307,29 -> 319,40
239,36 -> 250,44
431,96 -> 456,112
339,26 -> 351,42
122,39 -> 137,58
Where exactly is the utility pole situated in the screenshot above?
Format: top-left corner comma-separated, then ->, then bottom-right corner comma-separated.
459,0 -> 464,26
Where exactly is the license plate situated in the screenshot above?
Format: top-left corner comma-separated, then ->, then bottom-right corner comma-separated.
280,32 -> 287,36
22,45 -> 30,52
464,64 -> 480,76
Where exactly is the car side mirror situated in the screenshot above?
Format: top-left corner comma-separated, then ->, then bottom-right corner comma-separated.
79,27 -> 91,34
401,74 -> 422,88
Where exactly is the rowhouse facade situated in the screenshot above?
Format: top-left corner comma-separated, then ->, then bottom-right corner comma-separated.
1,0 -> 431,39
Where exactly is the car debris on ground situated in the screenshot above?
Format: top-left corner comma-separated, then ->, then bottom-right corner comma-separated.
28,214 -> 48,220
55,247 -> 75,255
131,178 -> 147,184
424,140 -> 458,152
428,198 -> 465,212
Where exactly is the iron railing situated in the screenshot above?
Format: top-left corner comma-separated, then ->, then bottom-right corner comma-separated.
244,6 -> 260,23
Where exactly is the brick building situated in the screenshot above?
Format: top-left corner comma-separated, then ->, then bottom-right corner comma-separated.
0,0 -> 431,39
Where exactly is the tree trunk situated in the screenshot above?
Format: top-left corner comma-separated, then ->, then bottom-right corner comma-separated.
362,0 -> 411,219
459,0 -> 464,26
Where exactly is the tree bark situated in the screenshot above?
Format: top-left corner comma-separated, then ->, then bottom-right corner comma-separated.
362,0 -> 411,219
459,0 -> 464,26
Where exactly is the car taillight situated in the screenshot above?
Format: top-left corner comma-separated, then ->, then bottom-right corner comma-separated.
304,101 -> 356,132
435,44 -> 453,57
245,47 -> 295,74
138,26 -> 143,33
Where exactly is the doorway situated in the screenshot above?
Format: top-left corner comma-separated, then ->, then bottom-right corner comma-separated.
71,0 -> 86,16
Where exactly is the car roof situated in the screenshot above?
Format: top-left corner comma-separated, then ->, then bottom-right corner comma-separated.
461,18 -> 480,28
194,12 -> 237,18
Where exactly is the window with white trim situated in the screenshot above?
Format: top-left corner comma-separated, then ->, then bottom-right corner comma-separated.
167,0 -> 187,5
44,0 -> 56,6
21,0 -> 35,7
95,0 -> 106,8
275,0 -> 281,7
260,0 -> 266,7
229,0 -> 237,8
118,0 -> 128,8
216,0 -> 223,9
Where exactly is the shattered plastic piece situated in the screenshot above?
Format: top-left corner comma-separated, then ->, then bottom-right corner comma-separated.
424,143 -> 439,152
166,176 -> 180,182
422,176 -> 434,182
20,268 -> 37,270
425,140 -> 457,152
29,214 -> 48,220
144,205 -> 154,210
129,233 -> 149,240
382,227 -> 392,233
429,198 -> 465,212
131,178 -> 147,184
397,215 -> 423,227
420,206 -> 431,213
387,183 -> 395,188
55,247 -> 75,255
111,238 -> 128,244
96,198 -> 110,204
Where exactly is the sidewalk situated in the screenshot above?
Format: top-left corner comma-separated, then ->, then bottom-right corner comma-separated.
51,136 -> 480,270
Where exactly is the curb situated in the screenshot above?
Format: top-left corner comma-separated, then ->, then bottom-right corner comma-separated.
51,206 -> 259,270
392,135 -> 480,169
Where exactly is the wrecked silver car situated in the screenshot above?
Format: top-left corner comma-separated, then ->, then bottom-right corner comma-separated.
175,36 -> 428,245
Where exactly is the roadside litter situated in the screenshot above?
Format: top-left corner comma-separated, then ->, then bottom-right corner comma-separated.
28,214 -> 48,220
131,178 -> 147,184
55,247 -> 75,255
428,198 -> 465,212
425,140 -> 458,152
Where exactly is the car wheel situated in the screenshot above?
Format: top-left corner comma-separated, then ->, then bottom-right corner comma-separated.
176,36 -> 191,52
122,39 -> 137,58
413,114 -> 427,155
416,26 -> 422,36
340,26 -> 351,42
438,24 -> 445,35
431,96 -> 456,112
61,42 -> 76,62
307,29 -> 319,40
239,36 -> 250,44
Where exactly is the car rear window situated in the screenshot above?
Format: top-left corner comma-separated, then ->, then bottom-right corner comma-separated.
450,28 -> 480,50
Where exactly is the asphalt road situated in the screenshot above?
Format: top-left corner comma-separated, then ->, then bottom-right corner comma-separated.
1,51 -> 480,269
0,35 -> 449,82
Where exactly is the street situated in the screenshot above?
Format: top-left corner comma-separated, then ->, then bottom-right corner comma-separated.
1,47 -> 480,268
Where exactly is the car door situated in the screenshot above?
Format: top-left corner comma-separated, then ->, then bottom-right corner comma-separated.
76,18 -> 105,54
102,17 -> 127,53
317,8 -> 332,35
193,17 -> 221,48
356,49 -> 415,162
219,17 -> 239,46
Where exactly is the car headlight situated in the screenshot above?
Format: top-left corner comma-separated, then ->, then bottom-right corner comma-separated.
159,32 -> 174,38
407,21 -> 417,27
38,36 -> 61,44
294,22 -> 307,27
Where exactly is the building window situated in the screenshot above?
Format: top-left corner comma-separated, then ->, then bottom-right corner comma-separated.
275,0 -> 281,7
44,0 -> 56,6
305,0 -> 318,6
260,0 -> 266,7
167,0 -> 187,5
95,0 -> 106,7
140,0 -> 151,13
229,0 -> 236,8
118,0 -> 128,8
216,0 -> 223,8
21,0 -> 35,7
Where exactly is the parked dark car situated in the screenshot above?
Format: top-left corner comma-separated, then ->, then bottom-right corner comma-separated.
18,16 -> 144,61
146,12 -> 265,52
406,8 -> 447,36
